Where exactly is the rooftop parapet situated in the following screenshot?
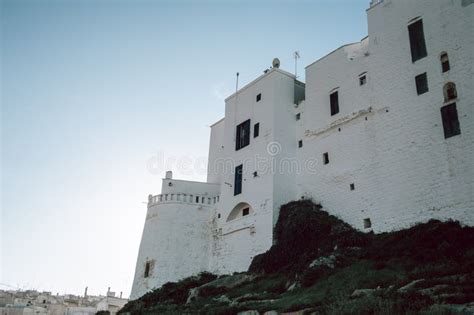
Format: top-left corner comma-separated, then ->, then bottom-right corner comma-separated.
369,0 -> 384,8
148,193 -> 220,208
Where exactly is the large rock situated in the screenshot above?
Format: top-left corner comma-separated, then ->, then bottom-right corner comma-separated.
309,255 -> 337,269
398,279 -> 425,292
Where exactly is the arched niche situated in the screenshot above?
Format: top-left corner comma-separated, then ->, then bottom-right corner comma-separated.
443,82 -> 457,102
226,202 -> 253,222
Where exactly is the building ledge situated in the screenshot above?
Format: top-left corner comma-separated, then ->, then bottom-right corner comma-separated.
304,106 -> 388,139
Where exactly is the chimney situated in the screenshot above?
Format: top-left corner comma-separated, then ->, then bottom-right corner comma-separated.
84,287 -> 88,297
120,292 -> 122,299
165,171 -> 173,179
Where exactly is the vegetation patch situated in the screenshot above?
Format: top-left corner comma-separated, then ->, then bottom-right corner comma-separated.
119,200 -> 474,314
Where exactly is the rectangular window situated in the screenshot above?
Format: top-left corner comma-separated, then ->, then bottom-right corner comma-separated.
364,218 -> 372,229
350,183 -> 355,191
254,123 -> 260,138
330,91 -> 339,116
256,93 -> 262,102
234,164 -> 243,196
144,262 -> 150,278
298,140 -> 303,148
359,75 -> 367,86
235,119 -> 251,150
296,113 -> 301,121
323,152 -> 329,165
242,208 -> 249,216
415,72 -> 428,95
408,19 -> 428,62
441,103 -> 461,139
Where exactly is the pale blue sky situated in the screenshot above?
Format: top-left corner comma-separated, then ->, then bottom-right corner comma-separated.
1,0 -> 368,297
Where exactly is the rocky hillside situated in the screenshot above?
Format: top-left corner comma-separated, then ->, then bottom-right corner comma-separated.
119,200 -> 474,314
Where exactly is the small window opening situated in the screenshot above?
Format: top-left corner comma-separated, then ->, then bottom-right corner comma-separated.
254,123 -> 260,138
242,208 -> 250,216
441,103 -> 461,139
144,262 -> 151,278
298,140 -> 303,148
217,213 -> 221,219
363,218 -> 372,229
195,196 -> 199,203
323,152 -> 329,165
256,93 -> 262,102
408,19 -> 427,62
440,52 -> 450,73
296,113 -> 301,121
359,75 -> 367,86
443,82 -> 457,102
330,91 -> 339,116
415,72 -> 429,95
253,171 -> 258,177
350,183 -> 355,191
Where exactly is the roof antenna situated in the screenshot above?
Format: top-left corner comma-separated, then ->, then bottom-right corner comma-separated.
294,51 -> 300,78
235,72 -> 239,93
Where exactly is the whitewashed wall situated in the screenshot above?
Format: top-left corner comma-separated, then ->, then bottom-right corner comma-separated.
207,118 -> 225,184
298,0 -> 473,232
130,178 -> 219,299
208,69 -> 299,274
131,0 -> 473,300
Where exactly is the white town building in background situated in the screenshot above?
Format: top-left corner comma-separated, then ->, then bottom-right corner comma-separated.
0,288 -> 127,315
130,0 -> 474,300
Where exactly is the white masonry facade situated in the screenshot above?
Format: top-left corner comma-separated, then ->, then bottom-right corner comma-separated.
130,0 -> 474,299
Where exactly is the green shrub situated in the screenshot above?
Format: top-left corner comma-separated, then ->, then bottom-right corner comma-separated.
300,266 -> 333,288
199,286 -> 228,298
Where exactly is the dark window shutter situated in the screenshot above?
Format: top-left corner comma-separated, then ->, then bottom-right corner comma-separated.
330,91 -> 339,116
235,119 -> 251,150
234,164 -> 243,195
415,72 -> 429,95
408,19 -> 428,62
441,103 -> 461,139
254,123 -> 259,138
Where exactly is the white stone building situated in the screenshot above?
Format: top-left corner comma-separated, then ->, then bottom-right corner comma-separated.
96,296 -> 128,315
130,0 -> 474,299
